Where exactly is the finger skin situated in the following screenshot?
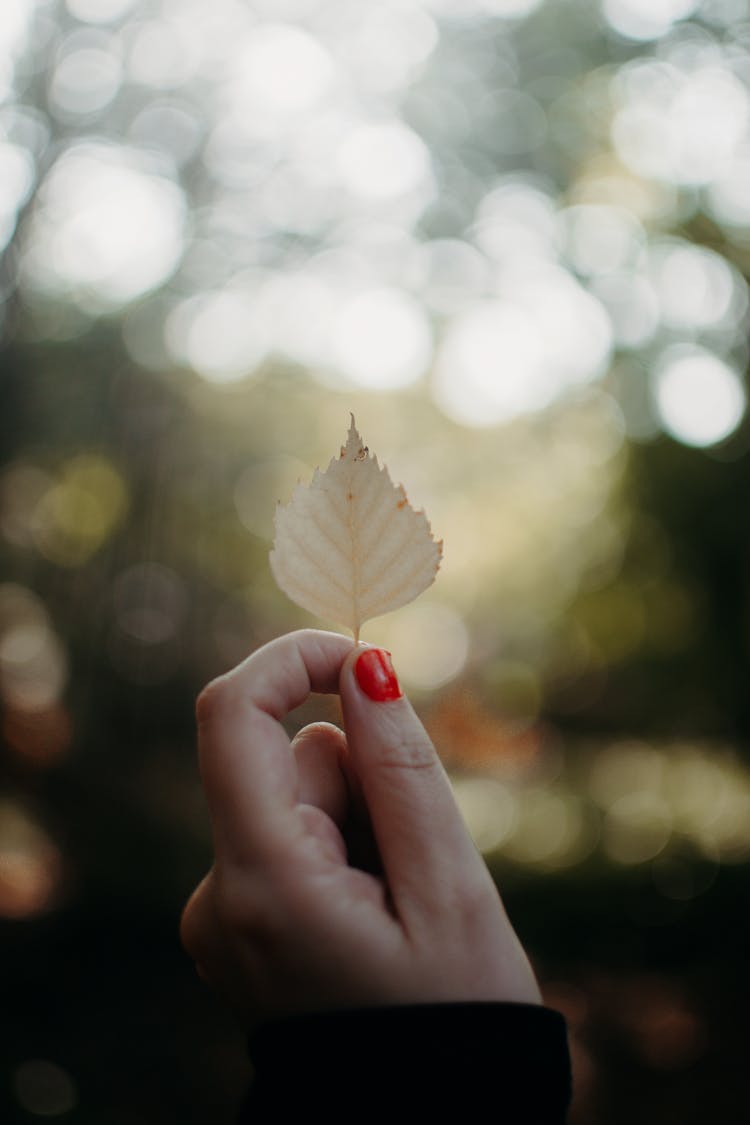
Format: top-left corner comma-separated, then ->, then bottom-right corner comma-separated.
196,630 -> 353,865
292,722 -> 349,826
338,646 -> 491,927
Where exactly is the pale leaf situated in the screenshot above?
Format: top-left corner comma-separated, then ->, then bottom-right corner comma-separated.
270,417 -> 442,642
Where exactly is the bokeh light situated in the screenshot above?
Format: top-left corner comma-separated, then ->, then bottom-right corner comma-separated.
31,455 -> 129,566
653,346 -> 746,447
336,120 -> 434,203
48,31 -> 123,121
453,776 -> 518,852
231,24 -> 335,119
0,802 -> 62,919
13,1059 -> 77,1117
0,0 -> 37,74
450,737 -> 750,871
0,140 -> 35,245
22,143 -> 186,309
504,789 -> 592,869
331,287 -> 432,390
612,58 -> 749,186
561,204 -> 645,277
67,0 -> 136,23
603,791 -> 673,863
433,274 -> 612,426
127,16 -> 202,89
602,0 -> 699,42
648,240 -> 745,331
3,705 -> 73,765
0,585 -> 67,711
366,601 -> 470,690
166,289 -> 270,384
114,563 -> 188,646
707,144 -> 750,231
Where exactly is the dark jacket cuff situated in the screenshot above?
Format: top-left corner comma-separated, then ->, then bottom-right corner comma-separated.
243,1003 -> 571,1121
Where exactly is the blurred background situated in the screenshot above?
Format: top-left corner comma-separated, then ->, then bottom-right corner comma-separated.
1,0 -> 750,1120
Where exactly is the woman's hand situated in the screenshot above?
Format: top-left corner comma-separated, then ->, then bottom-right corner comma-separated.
180,629 -> 540,1026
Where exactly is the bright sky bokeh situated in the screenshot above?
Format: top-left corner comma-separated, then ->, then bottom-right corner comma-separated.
0,0 -> 745,448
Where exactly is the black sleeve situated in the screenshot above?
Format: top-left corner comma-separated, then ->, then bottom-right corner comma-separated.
241,1003 -> 571,1121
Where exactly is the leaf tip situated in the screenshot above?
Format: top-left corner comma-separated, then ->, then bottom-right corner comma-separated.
341,414 -> 369,463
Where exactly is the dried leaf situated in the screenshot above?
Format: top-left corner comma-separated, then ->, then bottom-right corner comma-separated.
270,417 -> 442,642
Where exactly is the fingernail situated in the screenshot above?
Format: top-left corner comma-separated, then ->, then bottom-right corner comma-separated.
355,648 -> 403,702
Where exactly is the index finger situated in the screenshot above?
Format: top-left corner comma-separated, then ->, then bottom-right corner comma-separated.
196,629 -> 354,865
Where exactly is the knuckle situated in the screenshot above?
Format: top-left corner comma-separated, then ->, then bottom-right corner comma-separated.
180,878 -> 212,959
195,673 -> 232,725
377,734 -> 438,774
453,873 -> 498,937
416,868 -> 495,937
293,721 -> 344,748
214,870 -> 283,947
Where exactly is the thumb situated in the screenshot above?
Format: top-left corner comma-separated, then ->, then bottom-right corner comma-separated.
339,646 -> 483,924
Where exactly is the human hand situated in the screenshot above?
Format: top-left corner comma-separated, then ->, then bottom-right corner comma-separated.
180,629 -> 541,1026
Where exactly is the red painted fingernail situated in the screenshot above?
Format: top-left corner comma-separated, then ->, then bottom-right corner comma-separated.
355,648 -> 402,702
